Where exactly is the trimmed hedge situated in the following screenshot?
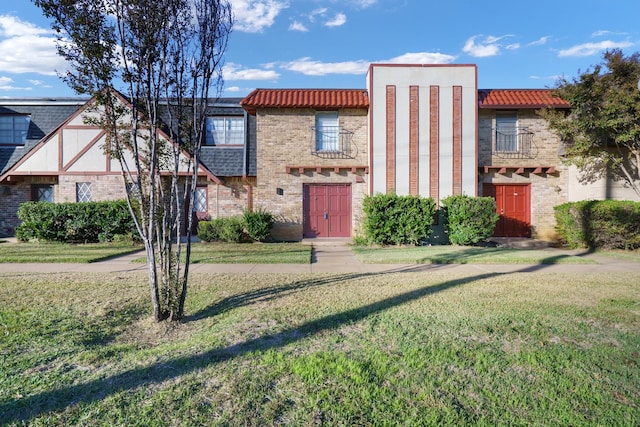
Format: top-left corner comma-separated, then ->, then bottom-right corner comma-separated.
16,200 -> 136,243
554,200 -> 640,249
362,193 -> 437,245
243,208 -> 274,242
198,217 -> 246,243
441,195 -> 499,245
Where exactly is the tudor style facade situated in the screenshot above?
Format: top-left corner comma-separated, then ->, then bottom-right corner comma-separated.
0,96 -> 256,236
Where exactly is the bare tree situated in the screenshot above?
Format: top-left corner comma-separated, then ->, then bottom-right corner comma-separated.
34,0 -> 233,321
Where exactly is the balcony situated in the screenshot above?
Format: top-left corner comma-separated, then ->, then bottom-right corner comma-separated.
310,126 -> 356,159
493,126 -> 537,159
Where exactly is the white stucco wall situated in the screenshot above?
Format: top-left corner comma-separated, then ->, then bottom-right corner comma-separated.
367,64 -> 478,199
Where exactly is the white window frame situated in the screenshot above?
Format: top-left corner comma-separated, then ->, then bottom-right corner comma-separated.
76,182 -> 92,202
495,112 -> 518,153
205,116 -> 244,146
315,111 -> 339,152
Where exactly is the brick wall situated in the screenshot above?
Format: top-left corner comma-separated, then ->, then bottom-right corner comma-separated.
254,107 -> 368,240
478,109 -> 567,240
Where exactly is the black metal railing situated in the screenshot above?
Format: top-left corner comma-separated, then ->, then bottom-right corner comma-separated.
310,126 -> 355,159
493,126 -> 537,159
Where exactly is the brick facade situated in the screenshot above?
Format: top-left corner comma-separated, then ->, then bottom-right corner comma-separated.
253,108 -> 368,241
478,109 -> 567,240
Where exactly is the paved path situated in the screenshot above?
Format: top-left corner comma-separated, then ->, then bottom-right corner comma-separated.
1,239 -> 639,274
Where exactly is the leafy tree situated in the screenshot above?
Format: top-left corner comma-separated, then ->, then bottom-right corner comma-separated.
540,49 -> 640,197
34,0 -> 232,321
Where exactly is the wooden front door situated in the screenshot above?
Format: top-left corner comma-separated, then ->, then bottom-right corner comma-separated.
484,183 -> 531,237
303,184 -> 351,238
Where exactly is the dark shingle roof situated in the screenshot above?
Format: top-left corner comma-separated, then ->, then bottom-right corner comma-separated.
0,99 -> 87,174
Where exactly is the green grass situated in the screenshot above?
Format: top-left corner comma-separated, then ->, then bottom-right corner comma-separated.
1,271 -> 638,425
185,242 -> 311,264
0,241 -> 143,263
352,244 -> 605,264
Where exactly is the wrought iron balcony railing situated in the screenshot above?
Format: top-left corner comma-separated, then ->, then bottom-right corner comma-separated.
310,126 -> 356,159
493,126 -> 537,159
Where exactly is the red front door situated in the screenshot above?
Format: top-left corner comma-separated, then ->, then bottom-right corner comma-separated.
484,184 -> 531,237
303,184 -> 351,238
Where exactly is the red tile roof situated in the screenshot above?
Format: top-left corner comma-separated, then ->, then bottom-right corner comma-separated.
478,89 -> 569,109
241,89 -> 369,114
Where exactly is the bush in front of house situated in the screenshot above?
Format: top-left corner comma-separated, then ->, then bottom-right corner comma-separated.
243,208 -> 274,242
15,200 -> 136,243
362,193 -> 437,245
198,217 -> 246,243
441,195 -> 499,245
554,200 -> 640,249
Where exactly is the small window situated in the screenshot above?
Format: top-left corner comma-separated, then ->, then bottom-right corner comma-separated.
315,112 -> 339,152
205,116 -> 244,145
0,114 -> 30,145
495,112 -> 518,152
194,187 -> 207,213
32,184 -> 54,202
76,182 -> 92,202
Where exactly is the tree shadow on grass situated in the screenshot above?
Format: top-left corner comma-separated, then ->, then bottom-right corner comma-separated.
1,268 -> 500,423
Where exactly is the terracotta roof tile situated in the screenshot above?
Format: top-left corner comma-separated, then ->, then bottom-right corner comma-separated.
241,89 -> 369,114
478,89 -> 570,109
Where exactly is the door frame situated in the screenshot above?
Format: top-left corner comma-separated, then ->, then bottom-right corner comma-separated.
303,183 -> 352,238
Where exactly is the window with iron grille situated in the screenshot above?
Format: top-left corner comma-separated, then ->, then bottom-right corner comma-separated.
495,112 -> 518,152
76,182 -> 92,202
205,116 -> 244,145
31,184 -> 54,202
0,114 -> 30,145
194,187 -> 207,213
315,112 -> 339,152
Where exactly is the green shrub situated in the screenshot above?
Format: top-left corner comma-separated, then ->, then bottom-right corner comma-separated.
198,217 -> 245,243
441,195 -> 499,245
15,200 -> 136,243
362,193 -> 437,245
554,200 -> 640,249
243,208 -> 274,242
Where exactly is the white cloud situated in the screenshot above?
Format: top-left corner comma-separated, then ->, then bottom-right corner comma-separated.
280,51 -> 456,76
528,36 -> 550,47
309,8 -> 327,23
229,0 -> 288,33
325,12 -> 347,27
558,40 -> 634,57
0,76 -> 31,91
289,21 -> 308,32
506,43 -> 520,50
281,57 -> 369,76
224,86 -> 242,92
385,52 -> 456,64
462,35 -> 508,57
347,0 -> 377,7
223,63 -> 280,80
592,30 -> 611,37
0,15 -> 68,75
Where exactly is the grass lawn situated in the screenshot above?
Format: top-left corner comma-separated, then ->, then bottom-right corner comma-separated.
0,241 -> 311,264
352,244 -> 611,264
0,241 -> 143,263
1,270 -> 638,425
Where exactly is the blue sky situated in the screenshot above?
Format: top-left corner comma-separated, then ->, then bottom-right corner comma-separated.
1,0 -> 639,98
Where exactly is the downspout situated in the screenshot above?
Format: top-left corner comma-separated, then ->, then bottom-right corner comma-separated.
242,109 -> 253,211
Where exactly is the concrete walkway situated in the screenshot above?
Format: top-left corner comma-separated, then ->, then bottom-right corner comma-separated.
1,238 -> 639,274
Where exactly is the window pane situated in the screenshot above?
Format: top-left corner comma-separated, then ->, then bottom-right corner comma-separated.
194,187 -> 207,212
315,112 -> 339,151
76,182 -> 92,202
0,115 -> 30,144
496,113 -> 517,152
32,185 -> 54,202
206,116 -> 244,145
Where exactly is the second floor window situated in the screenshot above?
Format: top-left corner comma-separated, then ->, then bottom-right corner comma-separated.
206,116 -> 244,146
495,112 -> 518,152
0,114 -> 30,145
315,112 -> 339,152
